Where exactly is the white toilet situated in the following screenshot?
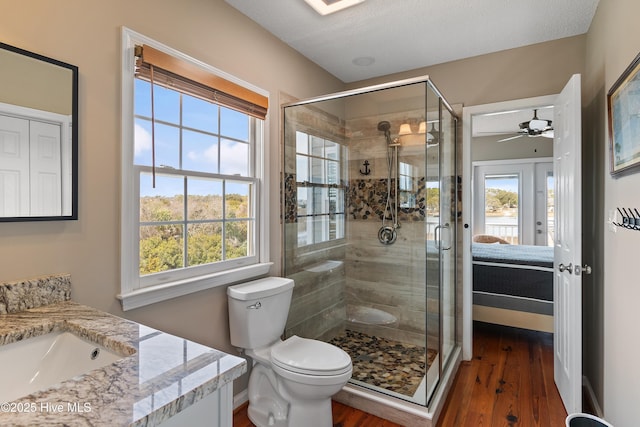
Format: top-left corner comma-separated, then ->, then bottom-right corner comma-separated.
228,277 -> 352,427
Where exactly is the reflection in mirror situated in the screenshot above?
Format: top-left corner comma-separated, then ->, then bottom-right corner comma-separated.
0,42 -> 78,221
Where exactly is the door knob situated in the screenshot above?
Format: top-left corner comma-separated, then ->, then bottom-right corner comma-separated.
558,263 -> 573,274
575,264 -> 592,276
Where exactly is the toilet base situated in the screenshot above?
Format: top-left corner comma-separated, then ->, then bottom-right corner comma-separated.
248,395 -> 333,427
285,398 -> 332,427
247,363 -> 343,427
248,398 -> 288,427
247,364 -> 289,427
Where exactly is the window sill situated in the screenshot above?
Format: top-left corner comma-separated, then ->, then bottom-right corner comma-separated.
118,262 -> 273,311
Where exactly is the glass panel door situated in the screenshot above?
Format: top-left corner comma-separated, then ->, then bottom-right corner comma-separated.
483,173 -> 520,244
424,90 -> 457,407
439,102 -> 457,376
424,85 -> 441,405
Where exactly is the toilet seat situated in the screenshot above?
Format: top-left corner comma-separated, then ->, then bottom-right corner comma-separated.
271,336 -> 352,376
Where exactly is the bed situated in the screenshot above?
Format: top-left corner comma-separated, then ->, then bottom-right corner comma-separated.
472,242 -> 554,332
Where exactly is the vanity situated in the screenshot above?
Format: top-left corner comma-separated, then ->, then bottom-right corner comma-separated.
0,274 -> 246,426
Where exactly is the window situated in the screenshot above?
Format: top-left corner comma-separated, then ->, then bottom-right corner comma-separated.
295,131 -> 345,247
473,158 -> 553,246
483,173 -> 520,244
399,161 -> 416,208
119,28 -> 271,310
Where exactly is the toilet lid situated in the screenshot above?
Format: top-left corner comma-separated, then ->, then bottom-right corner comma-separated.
270,336 -> 352,376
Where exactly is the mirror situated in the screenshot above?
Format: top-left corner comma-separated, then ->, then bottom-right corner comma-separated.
0,42 -> 78,221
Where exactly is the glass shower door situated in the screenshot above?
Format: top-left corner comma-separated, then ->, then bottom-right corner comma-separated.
282,78 -> 458,410
424,88 -> 457,406
439,101 -> 457,374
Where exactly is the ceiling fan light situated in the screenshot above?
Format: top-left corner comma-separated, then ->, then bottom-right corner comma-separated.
529,118 -> 548,131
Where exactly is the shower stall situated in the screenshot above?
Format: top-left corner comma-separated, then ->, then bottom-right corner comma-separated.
281,76 -> 460,423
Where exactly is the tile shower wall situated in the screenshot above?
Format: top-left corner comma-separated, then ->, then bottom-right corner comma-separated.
283,104 -> 348,341
344,115 -> 436,349
283,105 -> 438,350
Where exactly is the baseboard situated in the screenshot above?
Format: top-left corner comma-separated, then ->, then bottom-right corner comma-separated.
582,375 -> 604,418
233,389 -> 249,410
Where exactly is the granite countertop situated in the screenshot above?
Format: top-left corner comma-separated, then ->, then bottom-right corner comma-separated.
0,301 -> 247,426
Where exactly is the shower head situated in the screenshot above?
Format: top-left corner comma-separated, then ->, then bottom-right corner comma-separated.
377,120 -> 394,144
377,121 -> 391,133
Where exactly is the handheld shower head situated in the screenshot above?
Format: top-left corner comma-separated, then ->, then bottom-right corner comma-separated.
377,120 -> 392,144
377,121 -> 391,133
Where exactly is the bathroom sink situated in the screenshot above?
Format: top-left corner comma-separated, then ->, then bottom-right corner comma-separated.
0,331 -> 125,402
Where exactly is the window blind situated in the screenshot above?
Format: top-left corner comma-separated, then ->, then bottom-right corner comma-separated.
134,44 -> 268,120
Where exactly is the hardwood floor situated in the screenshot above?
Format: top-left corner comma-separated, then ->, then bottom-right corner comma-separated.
233,322 -> 567,427
436,322 -> 567,427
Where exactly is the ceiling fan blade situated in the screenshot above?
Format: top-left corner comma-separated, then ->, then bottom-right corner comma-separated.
498,135 -> 524,142
474,131 -> 520,135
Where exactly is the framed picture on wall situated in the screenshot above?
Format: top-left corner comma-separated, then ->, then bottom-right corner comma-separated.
607,51 -> 640,176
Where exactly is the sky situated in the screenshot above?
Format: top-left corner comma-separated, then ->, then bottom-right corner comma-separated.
134,79 -> 252,197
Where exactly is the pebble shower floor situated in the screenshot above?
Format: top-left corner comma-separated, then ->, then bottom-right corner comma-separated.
329,329 -> 436,397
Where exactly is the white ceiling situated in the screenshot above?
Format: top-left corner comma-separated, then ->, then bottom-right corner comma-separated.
225,0 -> 599,83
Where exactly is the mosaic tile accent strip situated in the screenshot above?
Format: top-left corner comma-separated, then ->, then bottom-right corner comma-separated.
329,329 -> 436,397
282,175 -> 428,224
347,178 -> 426,222
282,172 -> 297,224
0,273 -> 71,314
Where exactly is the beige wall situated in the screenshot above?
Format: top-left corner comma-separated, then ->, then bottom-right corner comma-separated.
0,48 -> 72,115
471,135 -> 553,162
584,0 -> 640,425
0,0 -> 342,365
348,35 -> 586,108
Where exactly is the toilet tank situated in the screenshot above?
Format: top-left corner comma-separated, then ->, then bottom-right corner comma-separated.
227,277 -> 294,349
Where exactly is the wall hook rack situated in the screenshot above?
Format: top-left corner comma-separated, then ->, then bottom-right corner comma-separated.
613,207 -> 640,231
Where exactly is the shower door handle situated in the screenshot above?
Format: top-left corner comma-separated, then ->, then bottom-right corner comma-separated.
441,224 -> 452,250
434,224 -> 452,250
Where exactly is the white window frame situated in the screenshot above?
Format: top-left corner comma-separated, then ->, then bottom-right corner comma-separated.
294,130 -> 346,249
119,27 -> 271,311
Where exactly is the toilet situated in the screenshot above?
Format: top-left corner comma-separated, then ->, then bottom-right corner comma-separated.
228,277 -> 352,427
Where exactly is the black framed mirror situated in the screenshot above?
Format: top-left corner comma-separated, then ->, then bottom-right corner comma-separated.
0,42 -> 78,221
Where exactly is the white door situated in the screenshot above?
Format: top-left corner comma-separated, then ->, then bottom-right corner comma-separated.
0,114 -> 30,216
553,73 -> 582,414
29,120 -> 62,216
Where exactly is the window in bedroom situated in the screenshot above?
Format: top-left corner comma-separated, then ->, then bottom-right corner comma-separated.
483,173 -> 520,244
473,159 -> 553,246
119,28 -> 271,310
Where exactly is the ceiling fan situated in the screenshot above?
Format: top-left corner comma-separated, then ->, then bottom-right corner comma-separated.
498,109 -> 554,142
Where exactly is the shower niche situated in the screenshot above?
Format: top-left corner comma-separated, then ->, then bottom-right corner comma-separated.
282,77 -> 459,423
